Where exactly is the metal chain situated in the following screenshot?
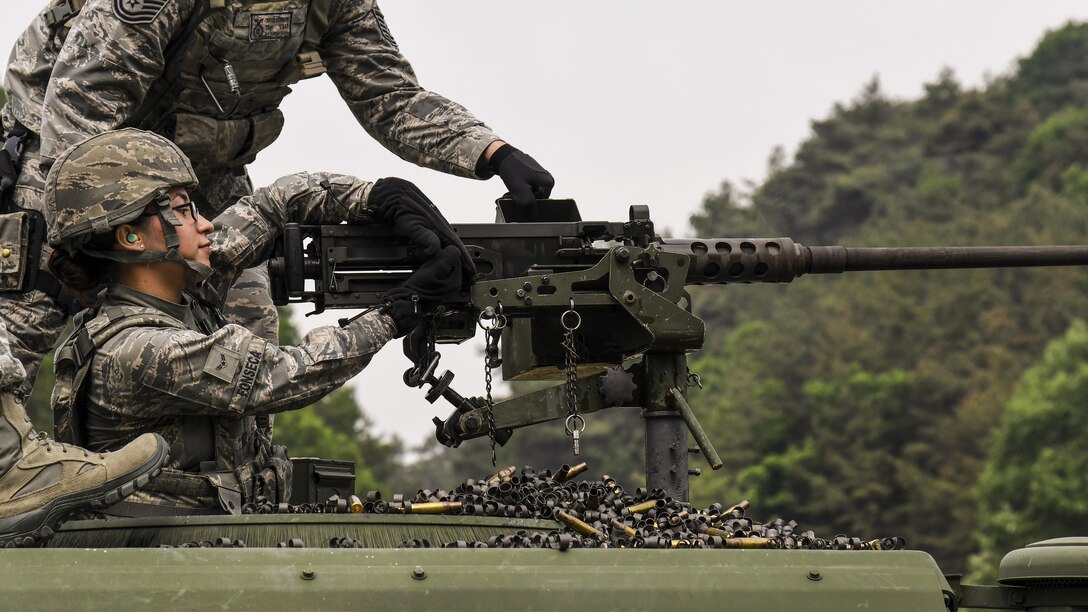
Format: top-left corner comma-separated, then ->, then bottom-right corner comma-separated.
479,305 -> 507,466
561,299 -> 586,455
686,368 -> 703,390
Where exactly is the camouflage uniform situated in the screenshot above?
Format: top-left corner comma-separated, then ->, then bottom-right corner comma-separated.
52,165 -> 396,510
2,0 -> 500,395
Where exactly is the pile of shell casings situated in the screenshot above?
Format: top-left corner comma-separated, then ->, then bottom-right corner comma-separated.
159,537 -> 247,548
263,463 -> 905,551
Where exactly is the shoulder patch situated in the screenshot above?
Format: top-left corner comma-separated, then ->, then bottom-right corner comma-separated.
203,344 -> 242,383
113,0 -> 168,25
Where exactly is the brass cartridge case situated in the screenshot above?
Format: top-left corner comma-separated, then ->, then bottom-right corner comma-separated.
554,509 -> 606,541
402,501 -> 463,515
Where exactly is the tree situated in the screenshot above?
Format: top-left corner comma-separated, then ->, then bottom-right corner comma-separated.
968,321 -> 1088,582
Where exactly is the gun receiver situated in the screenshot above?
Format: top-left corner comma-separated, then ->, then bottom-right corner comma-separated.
267,200 -> 1088,500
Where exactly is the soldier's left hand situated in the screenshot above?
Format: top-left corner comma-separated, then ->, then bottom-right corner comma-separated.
369,177 -> 476,287
488,144 -> 555,206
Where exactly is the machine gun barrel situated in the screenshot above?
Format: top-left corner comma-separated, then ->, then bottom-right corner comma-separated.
807,245 -> 1088,272
660,239 -> 1088,286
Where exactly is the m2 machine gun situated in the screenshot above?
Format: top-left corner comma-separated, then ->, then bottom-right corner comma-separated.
267,199 -> 1088,502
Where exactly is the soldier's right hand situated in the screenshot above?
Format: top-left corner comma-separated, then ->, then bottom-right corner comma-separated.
382,245 -> 464,337
487,144 -> 555,206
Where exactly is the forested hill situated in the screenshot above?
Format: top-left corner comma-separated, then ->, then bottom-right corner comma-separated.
686,22 -> 1088,573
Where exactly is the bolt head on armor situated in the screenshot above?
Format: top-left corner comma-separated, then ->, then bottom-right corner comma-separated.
46,128 -> 199,252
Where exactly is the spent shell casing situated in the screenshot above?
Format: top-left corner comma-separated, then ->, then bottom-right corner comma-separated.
486,465 -> 517,484
624,500 -> 659,515
564,462 -> 589,480
609,518 -> 637,538
698,525 -> 729,538
349,495 -> 363,513
403,502 -> 463,514
552,464 -> 571,482
722,537 -> 776,549
554,509 -> 606,541
725,500 -> 750,517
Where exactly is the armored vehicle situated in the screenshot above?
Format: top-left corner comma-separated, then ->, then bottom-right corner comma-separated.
4,200 -> 1088,611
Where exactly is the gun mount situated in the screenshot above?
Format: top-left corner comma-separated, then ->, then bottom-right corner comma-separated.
268,200 -> 1088,502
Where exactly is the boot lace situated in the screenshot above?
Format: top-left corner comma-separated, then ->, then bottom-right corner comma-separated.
28,429 -> 99,459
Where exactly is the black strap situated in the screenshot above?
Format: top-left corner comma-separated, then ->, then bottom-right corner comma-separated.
0,121 -> 30,208
33,269 -> 82,316
55,307 -> 187,445
143,469 -> 218,498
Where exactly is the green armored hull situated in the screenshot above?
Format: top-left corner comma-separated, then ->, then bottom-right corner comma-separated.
5,515 -> 954,611
3,516 -> 1080,610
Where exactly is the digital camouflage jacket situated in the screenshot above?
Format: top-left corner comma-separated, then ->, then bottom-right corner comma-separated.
4,0 -> 498,212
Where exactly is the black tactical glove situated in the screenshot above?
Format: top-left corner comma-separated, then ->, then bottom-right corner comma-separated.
383,244 -> 463,338
368,177 -> 476,285
488,144 -> 555,207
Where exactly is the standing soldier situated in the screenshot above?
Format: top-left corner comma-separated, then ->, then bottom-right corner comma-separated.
0,0 -> 553,541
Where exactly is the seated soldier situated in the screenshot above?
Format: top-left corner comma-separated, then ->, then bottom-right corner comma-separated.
46,128 -> 465,516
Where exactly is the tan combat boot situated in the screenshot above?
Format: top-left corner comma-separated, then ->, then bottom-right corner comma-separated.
0,390 -> 169,547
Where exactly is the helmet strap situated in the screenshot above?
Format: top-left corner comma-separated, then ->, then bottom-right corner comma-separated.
80,194 -> 210,279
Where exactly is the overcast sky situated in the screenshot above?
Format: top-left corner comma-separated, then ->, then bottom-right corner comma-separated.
4,2 -> 1086,448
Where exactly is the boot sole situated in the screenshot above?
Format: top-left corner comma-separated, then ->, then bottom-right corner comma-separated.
0,441 -> 170,548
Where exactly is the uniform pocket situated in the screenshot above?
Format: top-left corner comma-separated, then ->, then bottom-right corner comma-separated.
172,110 -> 285,172
0,211 -> 30,291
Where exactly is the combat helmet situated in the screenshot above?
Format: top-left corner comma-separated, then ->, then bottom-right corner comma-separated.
46,128 -> 200,269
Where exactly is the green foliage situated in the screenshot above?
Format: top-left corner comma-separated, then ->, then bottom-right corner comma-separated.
1017,106 -> 1088,189
1012,22 -> 1088,115
968,321 -> 1088,582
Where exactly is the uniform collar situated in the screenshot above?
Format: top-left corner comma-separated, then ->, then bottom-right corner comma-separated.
104,283 -> 194,325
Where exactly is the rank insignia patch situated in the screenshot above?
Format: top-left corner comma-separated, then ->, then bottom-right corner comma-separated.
113,0 -> 167,24
203,344 -> 242,383
250,12 -> 293,41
